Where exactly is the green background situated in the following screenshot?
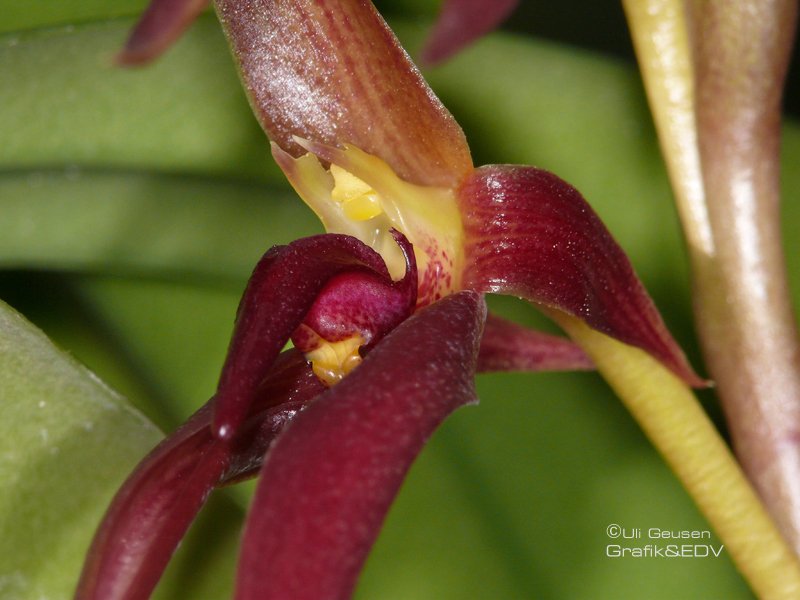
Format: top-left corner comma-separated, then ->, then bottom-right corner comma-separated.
3,1 -> 799,598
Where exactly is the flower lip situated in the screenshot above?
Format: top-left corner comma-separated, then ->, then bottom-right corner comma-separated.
291,229 -> 418,385
213,232 -> 416,441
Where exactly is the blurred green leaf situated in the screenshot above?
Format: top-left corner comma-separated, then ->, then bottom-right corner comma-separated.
0,300 -> 162,599
0,0 -> 147,34
0,171 -> 319,280
0,17 -> 277,181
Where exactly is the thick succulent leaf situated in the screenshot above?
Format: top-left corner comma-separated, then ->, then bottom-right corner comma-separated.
421,0 -> 518,64
76,350 -> 323,600
459,165 -> 703,387
118,0 -> 210,65
478,312 -> 592,373
236,291 -> 486,600
0,300 -> 162,599
75,405 -> 231,600
215,0 -> 472,187
213,234 -> 406,439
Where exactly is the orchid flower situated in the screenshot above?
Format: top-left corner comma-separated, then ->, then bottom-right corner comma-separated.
73,0 -> 800,599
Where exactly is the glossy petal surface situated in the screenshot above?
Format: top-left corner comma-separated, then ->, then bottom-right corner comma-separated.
477,313 -> 592,373
215,0 -> 472,187
235,291 -> 486,600
459,165 -> 702,386
421,0 -> 519,64
118,0 -> 209,65
75,351 -> 324,600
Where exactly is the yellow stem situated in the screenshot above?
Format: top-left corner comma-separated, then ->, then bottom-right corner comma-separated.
621,0 -> 712,257
553,313 -> 800,599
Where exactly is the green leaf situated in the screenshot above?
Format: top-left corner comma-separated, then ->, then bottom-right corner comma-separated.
0,171 -> 319,281
0,0 -> 148,34
0,17 -> 278,181
0,300 -> 162,599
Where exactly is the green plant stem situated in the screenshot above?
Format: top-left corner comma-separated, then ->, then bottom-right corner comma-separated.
555,313 -> 800,599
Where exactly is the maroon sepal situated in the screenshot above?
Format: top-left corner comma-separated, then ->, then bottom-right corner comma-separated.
478,313 -> 593,373
116,0 -> 209,66
459,165 -> 705,387
420,0 -> 519,65
234,291 -> 486,600
74,350 -> 324,600
214,0 -> 472,188
213,233 -> 415,440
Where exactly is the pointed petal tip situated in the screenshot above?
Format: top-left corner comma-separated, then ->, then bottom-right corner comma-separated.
420,0 -> 519,66
117,0 -> 210,67
113,48 -> 152,68
459,165 -> 703,388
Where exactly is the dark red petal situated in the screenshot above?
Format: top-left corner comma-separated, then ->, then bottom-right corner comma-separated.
459,165 -> 704,387
235,291 -> 486,600
75,351 -> 323,600
420,0 -> 519,65
215,0 -> 472,187
213,234 -> 397,440
117,0 -> 209,66
478,312 -> 593,373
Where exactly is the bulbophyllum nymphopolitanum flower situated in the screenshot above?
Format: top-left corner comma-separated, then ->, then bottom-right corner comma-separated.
76,1 -> 703,599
